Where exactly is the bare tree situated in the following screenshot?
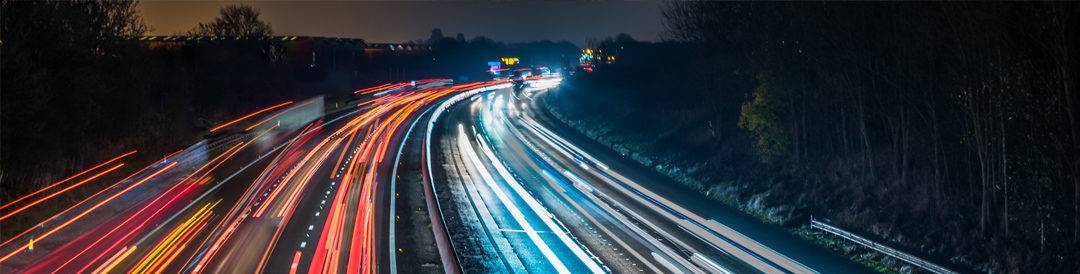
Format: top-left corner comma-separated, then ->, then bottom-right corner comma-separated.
191,4 -> 272,38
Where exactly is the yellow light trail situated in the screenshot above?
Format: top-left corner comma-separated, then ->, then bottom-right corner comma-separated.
130,200 -> 219,274
0,162 -> 177,264
96,246 -> 137,274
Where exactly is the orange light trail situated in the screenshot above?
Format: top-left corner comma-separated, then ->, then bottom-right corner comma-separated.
12,81 -> 505,272
49,162 -> 197,273
189,142 -> 247,184
306,84 -> 470,273
289,251 -> 302,274
149,209 -> 213,274
193,131 -> 290,263
139,126 -> 279,272
148,218 -> 210,274
192,124 -> 329,273
0,162 -> 177,264
189,136 -> 304,273
258,114 -> 382,272
130,200 -> 219,274
275,138 -> 340,219
91,245 -> 131,274
162,149 -> 184,161
0,159 -> 160,249
254,136 -> 341,273
210,101 -> 294,132
0,163 -> 125,222
245,100 -> 317,131
353,83 -> 392,94
64,133 -> 260,272
330,129 -> 359,179
0,150 -> 136,211
95,246 -> 136,274
179,142 -> 244,183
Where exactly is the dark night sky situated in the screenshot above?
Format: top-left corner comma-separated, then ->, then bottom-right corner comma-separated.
139,1 -> 665,46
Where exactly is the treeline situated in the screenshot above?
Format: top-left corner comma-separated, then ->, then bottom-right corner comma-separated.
557,2 -> 1078,272
0,1 -> 338,221
423,28 -> 579,81
0,1 -> 577,239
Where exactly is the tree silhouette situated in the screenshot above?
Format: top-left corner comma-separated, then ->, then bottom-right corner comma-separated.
429,28 -> 444,44
191,4 -> 272,38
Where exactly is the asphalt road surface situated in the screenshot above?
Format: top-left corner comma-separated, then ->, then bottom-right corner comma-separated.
1,77 -> 864,273
428,77 -> 866,274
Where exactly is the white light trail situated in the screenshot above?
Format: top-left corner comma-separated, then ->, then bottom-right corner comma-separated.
456,124 -> 571,274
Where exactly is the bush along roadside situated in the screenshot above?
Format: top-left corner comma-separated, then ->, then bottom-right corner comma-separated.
540,84 -> 926,274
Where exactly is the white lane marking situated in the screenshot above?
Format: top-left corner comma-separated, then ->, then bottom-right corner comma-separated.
457,124 -> 572,274
473,126 -> 606,273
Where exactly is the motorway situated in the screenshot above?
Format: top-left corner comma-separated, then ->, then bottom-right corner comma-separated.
0,76 -> 863,273
428,77 -> 866,274
0,79 -> 481,273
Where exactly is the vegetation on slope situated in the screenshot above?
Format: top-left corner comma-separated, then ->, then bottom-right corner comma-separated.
548,2 -> 1079,272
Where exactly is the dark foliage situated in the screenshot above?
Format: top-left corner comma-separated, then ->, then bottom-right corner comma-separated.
423,28 -> 579,81
0,5 -> 577,241
190,4 -> 272,38
0,1 -> 343,237
555,2 -> 1078,272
